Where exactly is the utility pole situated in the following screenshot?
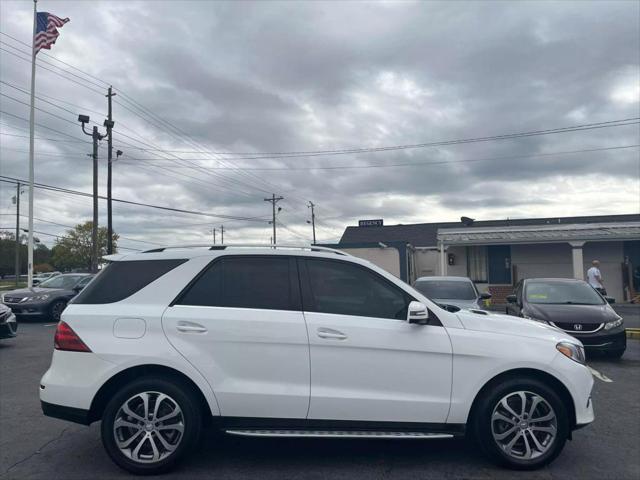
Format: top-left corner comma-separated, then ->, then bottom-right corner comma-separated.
264,194 -> 284,245
307,201 -> 316,244
78,115 -> 106,273
220,225 -> 224,245
14,182 -> 21,287
105,86 -> 116,255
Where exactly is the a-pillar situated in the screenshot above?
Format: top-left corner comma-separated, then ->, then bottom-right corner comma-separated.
570,241 -> 585,280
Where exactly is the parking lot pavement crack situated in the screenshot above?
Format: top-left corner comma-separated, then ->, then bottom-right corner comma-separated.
0,427 -> 74,477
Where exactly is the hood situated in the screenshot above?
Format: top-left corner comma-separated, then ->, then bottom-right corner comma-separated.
2,287 -> 67,299
456,310 -> 577,344
433,298 -> 480,310
524,303 -> 618,325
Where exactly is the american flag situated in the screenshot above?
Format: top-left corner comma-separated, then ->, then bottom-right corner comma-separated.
34,12 -> 70,54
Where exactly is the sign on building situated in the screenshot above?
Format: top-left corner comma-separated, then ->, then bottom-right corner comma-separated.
359,219 -> 384,227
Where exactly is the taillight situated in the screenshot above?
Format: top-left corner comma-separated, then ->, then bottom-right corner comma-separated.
54,321 -> 91,352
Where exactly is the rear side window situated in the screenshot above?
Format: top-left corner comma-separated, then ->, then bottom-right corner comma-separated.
73,259 -> 187,304
176,256 -> 299,311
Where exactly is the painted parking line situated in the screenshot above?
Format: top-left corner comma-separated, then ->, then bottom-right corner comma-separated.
587,366 -> 613,383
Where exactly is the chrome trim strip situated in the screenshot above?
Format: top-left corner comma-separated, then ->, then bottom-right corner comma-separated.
225,430 -> 454,439
549,322 -> 604,334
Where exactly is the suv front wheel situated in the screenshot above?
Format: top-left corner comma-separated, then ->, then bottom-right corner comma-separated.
101,377 -> 202,475
472,377 -> 569,470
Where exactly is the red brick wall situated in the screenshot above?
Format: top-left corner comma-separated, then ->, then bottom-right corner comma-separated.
489,285 -> 515,304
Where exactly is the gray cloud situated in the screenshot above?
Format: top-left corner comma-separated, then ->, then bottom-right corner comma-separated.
0,0 -> 638,250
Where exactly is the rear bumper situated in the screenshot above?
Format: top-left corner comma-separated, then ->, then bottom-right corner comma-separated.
41,400 -> 90,425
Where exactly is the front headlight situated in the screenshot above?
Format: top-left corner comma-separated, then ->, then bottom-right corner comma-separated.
25,294 -> 50,302
604,316 -> 623,330
556,341 -> 586,365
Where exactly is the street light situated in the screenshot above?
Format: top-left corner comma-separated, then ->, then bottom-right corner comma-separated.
78,114 -> 107,273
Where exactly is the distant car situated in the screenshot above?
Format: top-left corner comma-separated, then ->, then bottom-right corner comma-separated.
413,276 -> 491,310
506,278 -> 626,359
32,271 -> 62,286
2,273 -> 94,322
0,303 -> 17,339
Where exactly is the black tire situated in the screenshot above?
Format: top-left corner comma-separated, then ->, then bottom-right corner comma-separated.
49,300 -> 66,322
471,377 -> 569,470
101,377 -> 203,475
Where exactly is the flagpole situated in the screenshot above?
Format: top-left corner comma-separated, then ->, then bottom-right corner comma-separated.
27,0 -> 37,288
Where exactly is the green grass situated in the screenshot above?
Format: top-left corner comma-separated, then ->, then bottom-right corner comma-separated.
0,280 -> 26,290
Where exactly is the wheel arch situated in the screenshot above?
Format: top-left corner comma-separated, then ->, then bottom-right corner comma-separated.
467,368 -> 577,434
88,364 -> 214,424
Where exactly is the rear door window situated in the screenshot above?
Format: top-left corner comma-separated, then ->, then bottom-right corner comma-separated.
72,259 -> 187,304
176,256 -> 300,311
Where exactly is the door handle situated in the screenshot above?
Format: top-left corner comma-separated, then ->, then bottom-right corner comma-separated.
176,322 -> 208,333
317,328 -> 347,340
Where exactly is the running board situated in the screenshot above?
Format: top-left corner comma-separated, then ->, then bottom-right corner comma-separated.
225,429 -> 454,439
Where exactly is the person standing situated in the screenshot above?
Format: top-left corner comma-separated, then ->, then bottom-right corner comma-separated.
587,260 -> 606,295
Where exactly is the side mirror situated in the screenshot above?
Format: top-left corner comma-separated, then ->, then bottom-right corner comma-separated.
506,294 -> 517,304
407,301 -> 429,325
605,296 -> 615,304
480,292 -> 492,300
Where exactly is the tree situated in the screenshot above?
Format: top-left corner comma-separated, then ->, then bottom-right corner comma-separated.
0,230 -> 52,276
50,222 -> 118,272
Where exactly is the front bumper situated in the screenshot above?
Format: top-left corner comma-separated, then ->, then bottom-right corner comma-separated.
579,329 -> 626,352
4,301 -> 49,317
0,311 -> 17,339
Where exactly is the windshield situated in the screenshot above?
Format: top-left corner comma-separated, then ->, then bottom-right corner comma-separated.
525,281 -> 605,305
38,275 -> 85,289
414,280 -> 477,300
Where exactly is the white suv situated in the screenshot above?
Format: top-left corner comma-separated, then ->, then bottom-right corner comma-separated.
40,245 -> 594,475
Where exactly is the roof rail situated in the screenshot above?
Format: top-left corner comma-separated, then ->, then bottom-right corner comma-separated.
141,244 -> 351,256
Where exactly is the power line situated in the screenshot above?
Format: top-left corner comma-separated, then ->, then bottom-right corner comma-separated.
0,214 -> 164,246
0,176 -> 270,223
114,144 -> 640,171
69,118 -> 640,159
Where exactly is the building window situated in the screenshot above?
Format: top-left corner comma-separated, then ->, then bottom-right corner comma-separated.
467,246 -> 488,283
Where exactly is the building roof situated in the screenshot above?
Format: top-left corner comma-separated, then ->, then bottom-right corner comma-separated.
438,222 -> 640,245
339,214 -> 640,247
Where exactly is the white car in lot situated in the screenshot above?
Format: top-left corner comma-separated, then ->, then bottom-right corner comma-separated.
40,245 -> 594,475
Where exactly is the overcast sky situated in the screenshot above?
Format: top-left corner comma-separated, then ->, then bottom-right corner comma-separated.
1,0 -> 639,250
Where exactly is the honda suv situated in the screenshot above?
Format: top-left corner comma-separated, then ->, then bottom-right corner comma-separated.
40,245 -> 594,475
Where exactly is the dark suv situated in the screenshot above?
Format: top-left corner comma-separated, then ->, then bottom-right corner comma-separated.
506,278 -> 625,358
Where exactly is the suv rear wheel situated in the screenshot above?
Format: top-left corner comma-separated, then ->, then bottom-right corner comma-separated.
101,377 -> 202,475
472,377 -> 569,470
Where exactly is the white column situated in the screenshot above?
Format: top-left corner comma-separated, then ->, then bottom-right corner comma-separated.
570,242 -> 585,280
439,240 -> 447,276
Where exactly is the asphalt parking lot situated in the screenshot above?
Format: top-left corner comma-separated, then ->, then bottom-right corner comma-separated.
1,322 -> 639,480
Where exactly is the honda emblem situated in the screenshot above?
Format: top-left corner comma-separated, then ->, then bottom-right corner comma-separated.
573,324 -> 583,331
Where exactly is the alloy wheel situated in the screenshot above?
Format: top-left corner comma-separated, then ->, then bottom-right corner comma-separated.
113,391 -> 185,464
51,302 -> 65,322
491,390 -> 557,461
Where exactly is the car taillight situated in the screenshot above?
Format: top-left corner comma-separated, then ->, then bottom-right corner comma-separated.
54,321 -> 91,352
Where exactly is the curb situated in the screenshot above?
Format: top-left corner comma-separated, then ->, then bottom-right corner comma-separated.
626,328 -> 640,340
